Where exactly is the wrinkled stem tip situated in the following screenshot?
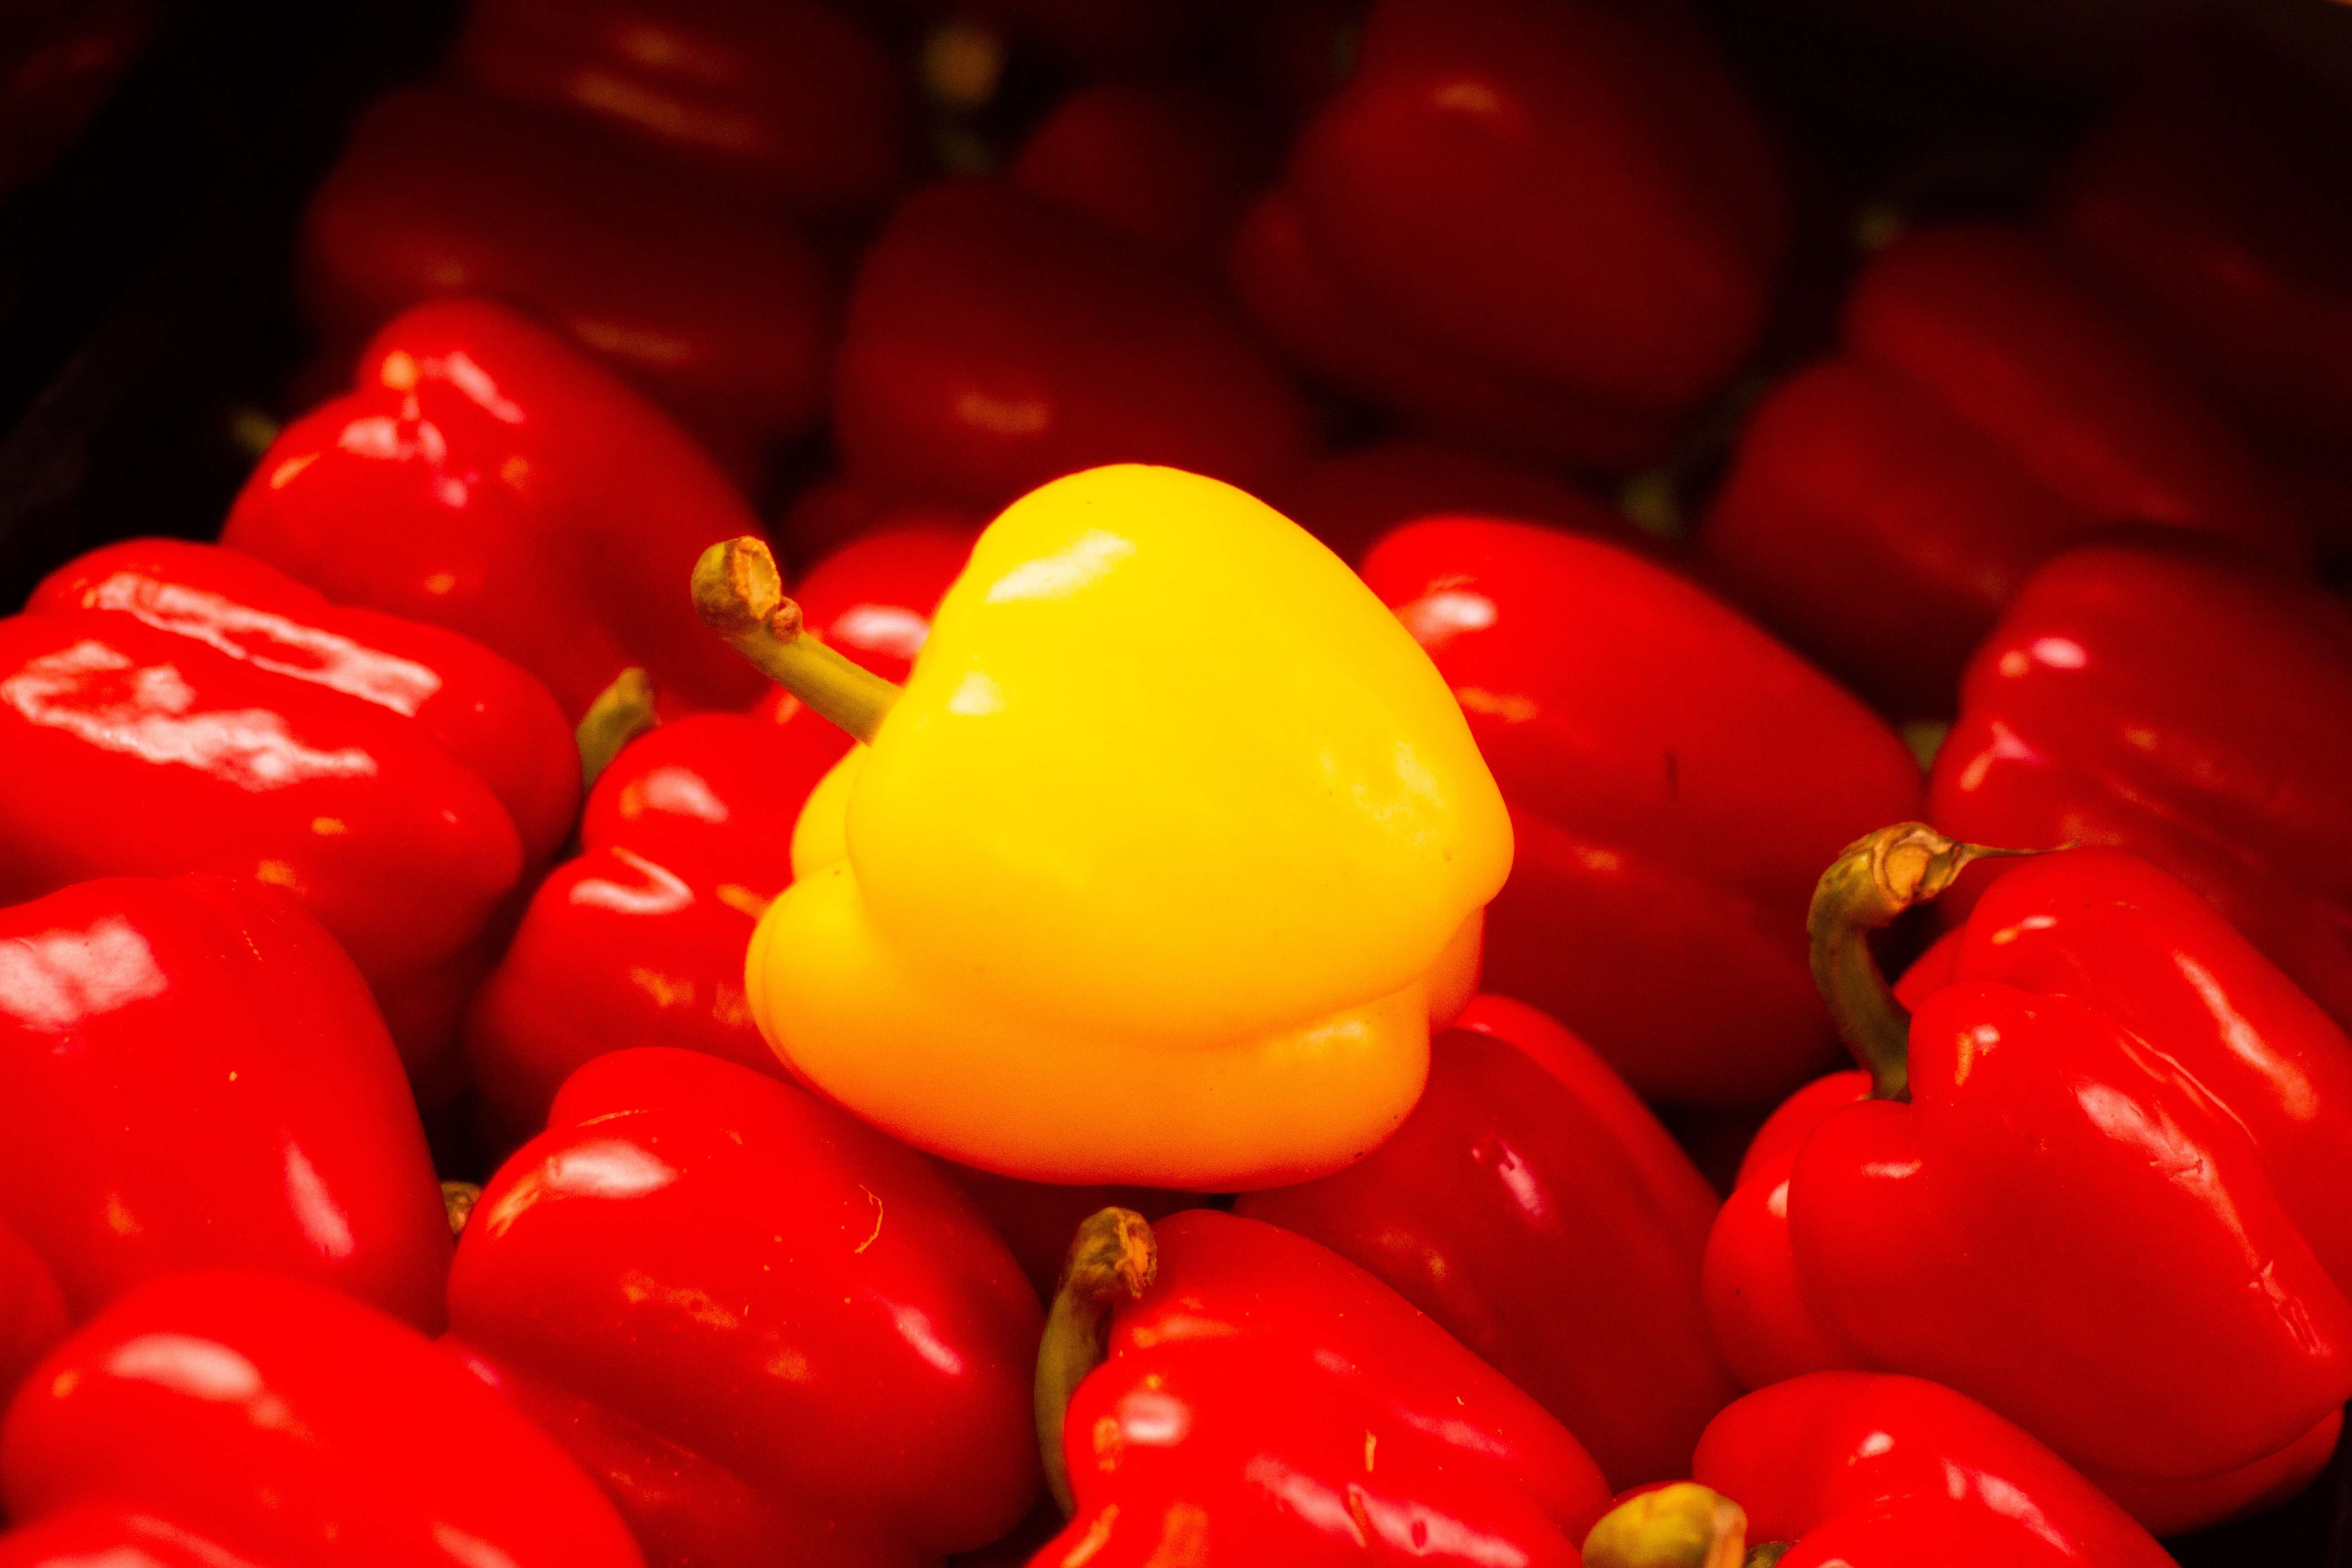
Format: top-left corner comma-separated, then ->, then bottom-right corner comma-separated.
693,537 -> 801,641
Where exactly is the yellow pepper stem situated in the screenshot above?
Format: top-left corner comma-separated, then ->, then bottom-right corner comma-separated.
1582,1483 -> 1749,1568
691,537 -> 904,745
1035,1206 -> 1158,1517
1807,822 -> 2043,1102
575,666 -> 658,791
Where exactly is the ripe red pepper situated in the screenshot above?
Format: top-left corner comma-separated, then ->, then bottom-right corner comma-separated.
0,537 -> 575,1080
1698,223 -> 2311,715
453,0 -> 913,217
1230,0 -> 1787,472
223,299 -> 774,722
0,875 -> 451,1356
1236,994 -> 1737,1490
1928,518 -> 2352,1039
465,519 -> 977,1136
1705,828 -> 2352,1532
1359,517 -> 1921,1103
0,1270 -> 644,1568
1036,1207 -> 1613,1565
832,178 -> 1317,516
448,1047 -> 1044,1568
297,86 -> 831,480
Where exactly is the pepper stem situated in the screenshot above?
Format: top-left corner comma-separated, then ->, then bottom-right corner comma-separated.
1745,1548 -> 1791,1567
691,537 -> 903,745
1035,1207 -> 1157,1517
575,667 -> 658,790
1581,1483 -> 1747,1568
1807,822 -> 2039,1101
441,1181 -> 482,1238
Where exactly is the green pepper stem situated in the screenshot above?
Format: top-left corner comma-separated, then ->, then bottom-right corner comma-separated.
691,537 -> 903,745
1807,822 -> 2039,1101
441,1181 -> 482,1238
575,667 -> 659,791
1745,1546 -> 1792,1567
1035,1207 -> 1157,1517
1581,1483 -> 1747,1568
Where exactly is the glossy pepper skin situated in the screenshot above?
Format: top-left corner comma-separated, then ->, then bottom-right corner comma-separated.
465,519 -> 978,1137
297,87 -> 830,480
1238,994 -> 1736,1489
448,1047 -> 1044,1568
1699,224 -> 2310,715
0,1270 -> 644,1568
1231,0 -> 1787,472
0,875 -> 451,1346
0,538 -> 566,1081
749,466 -> 1509,1189
832,180 -> 1317,517
224,299 -> 774,722
1705,843 -> 2352,1531
454,0 -> 912,217
1038,1209 -> 1613,1566
1359,517 -> 1921,1103
1928,510 -> 2352,1038
1689,1373 -> 2174,1568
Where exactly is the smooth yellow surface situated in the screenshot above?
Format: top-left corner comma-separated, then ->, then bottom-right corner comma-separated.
748,465 -> 1512,1187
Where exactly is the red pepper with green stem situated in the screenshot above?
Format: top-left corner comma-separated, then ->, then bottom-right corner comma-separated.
447,1047 -> 1044,1568
1034,1207 -> 1613,1566
1703,825 -> 2352,1534
1359,516 -> 1921,1105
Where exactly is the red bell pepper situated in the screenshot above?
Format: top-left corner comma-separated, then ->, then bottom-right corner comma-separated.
1581,1373 -> 2173,1567
1035,1207 -> 1613,1565
447,1047 -> 1044,1568
1928,515 -> 2352,1039
223,298 -> 775,723
465,518 -> 978,1136
1,537 -> 576,1081
296,86 -> 831,481
832,178 -> 1317,516
1359,517 -> 1921,1103
0,874 -> 451,1353
1698,223 -> 2311,715
0,1270 -> 644,1568
454,0 -> 913,217
1236,994 -> 1737,1490
1704,826 -> 2352,1532
1230,0 -> 1787,473
1269,438 -> 1652,568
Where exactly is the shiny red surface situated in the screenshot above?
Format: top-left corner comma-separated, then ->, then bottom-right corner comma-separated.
455,0 -> 912,216
1,1270 -> 643,1568
1695,1373 -> 2172,1568
1930,535 -> 2352,1034
1038,1209 -> 1611,1567
449,1048 -> 1043,1566
833,178 -> 1316,514
1232,0 -> 1785,470
296,87 -> 830,478
0,877 -> 449,1342
1361,517 -> 1921,1102
1238,995 -> 1735,1489
224,299 -> 774,721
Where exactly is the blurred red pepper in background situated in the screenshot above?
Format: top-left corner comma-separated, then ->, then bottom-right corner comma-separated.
1237,994 -> 1737,1490
1231,0 -> 1787,474
1706,833 -> 2352,1532
449,1048 -> 1044,1568
0,0 -> 162,199
1699,224 -> 2310,715
0,875 -> 451,1361
832,178 -> 1316,516
1038,1207 -> 1613,1566
224,299 -> 773,723
1,536 -> 576,1082
0,1270 -> 644,1568
1928,535 -> 2352,1035
297,87 -> 831,481
455,0 -> 913,218
1360,516 -> 1920,1103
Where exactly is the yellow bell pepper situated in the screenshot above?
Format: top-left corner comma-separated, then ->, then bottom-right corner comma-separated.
697,465 -> 1510,1189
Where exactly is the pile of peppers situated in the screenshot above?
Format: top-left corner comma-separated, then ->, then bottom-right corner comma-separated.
4,1 -> 2352,1565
